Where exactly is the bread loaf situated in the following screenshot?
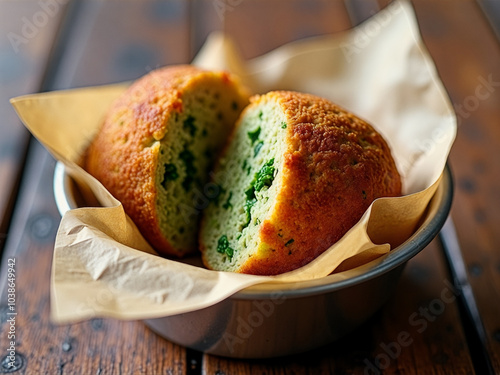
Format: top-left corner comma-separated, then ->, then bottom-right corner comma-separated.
200,91 -> 401,275
85,65 -> 249,257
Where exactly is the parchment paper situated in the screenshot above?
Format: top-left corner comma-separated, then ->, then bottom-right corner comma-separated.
10,0 -> 456,323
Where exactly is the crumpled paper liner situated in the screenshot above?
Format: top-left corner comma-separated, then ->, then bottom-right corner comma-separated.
11,0 -> 456,323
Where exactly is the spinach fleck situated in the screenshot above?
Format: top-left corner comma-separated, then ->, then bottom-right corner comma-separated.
253,158 -> 275,191
242,159 -> 275,229
243,197 -> 257,226
212,186 -> 226,206
217,235 -> 234,260
180,148 -> 196,191
183,115 -> 197,136
162,163 -> 178,186
222,192 -> 233,210
247,127 -> 261,145
254,141 -> 264,157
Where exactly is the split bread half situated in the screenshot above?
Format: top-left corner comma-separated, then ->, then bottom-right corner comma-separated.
85,65 -> 250,257
200,91 -> 402,275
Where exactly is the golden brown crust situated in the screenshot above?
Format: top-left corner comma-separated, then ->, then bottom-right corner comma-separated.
84,65 -> 248,256
237,91 -> 402,275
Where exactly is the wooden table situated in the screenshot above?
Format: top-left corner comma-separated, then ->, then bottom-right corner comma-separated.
1,0 -> 499,373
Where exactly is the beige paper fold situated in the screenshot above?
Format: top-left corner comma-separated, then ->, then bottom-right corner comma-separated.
11,0 -> 456,323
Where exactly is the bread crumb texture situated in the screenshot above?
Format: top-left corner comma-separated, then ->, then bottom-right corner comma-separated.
85,65 -> 249,257
200,91 -> 401,275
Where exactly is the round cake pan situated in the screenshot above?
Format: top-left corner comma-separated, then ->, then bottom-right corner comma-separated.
53,162 -> 453,358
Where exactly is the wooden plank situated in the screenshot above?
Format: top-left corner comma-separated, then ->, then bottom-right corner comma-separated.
190,0 -> 224,58
361,241 -> 474,374
0,1 -> 66,253
410,0 -> 500,372
345,0 -> 381,24
219,0 -> 352,59
202,243 -> 474,374
1,0 -> 494,373
191,0 -> 352,61
0,142 -> 188,374
477,0 -> 500,42
52,0 -> 191,89
0,1 -> 193,373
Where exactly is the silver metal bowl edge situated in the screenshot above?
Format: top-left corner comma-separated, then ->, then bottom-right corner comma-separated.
53,162 -> 453,358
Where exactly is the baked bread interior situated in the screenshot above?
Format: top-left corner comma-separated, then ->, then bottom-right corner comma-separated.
200,91 -> 402,275
85,65 -> 249,257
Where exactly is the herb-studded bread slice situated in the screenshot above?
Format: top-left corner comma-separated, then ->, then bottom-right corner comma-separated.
200,91 -> 402,275
85,65 -> 249,257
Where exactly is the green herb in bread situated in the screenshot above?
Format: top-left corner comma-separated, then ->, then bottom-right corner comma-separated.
200,91 -> 402,275
85,65 -> 249,257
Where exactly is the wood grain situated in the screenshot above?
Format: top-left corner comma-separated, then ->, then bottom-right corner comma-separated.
0,1 -> 66,254
202,242 -> 474,374
190,0 -> 224,58
1,0 -> 499,373
0,1 -> 193,374
51,0 -> 191,89
411,0 -> 500,372
221,0 -> 352,59
0,144 -> 187,375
